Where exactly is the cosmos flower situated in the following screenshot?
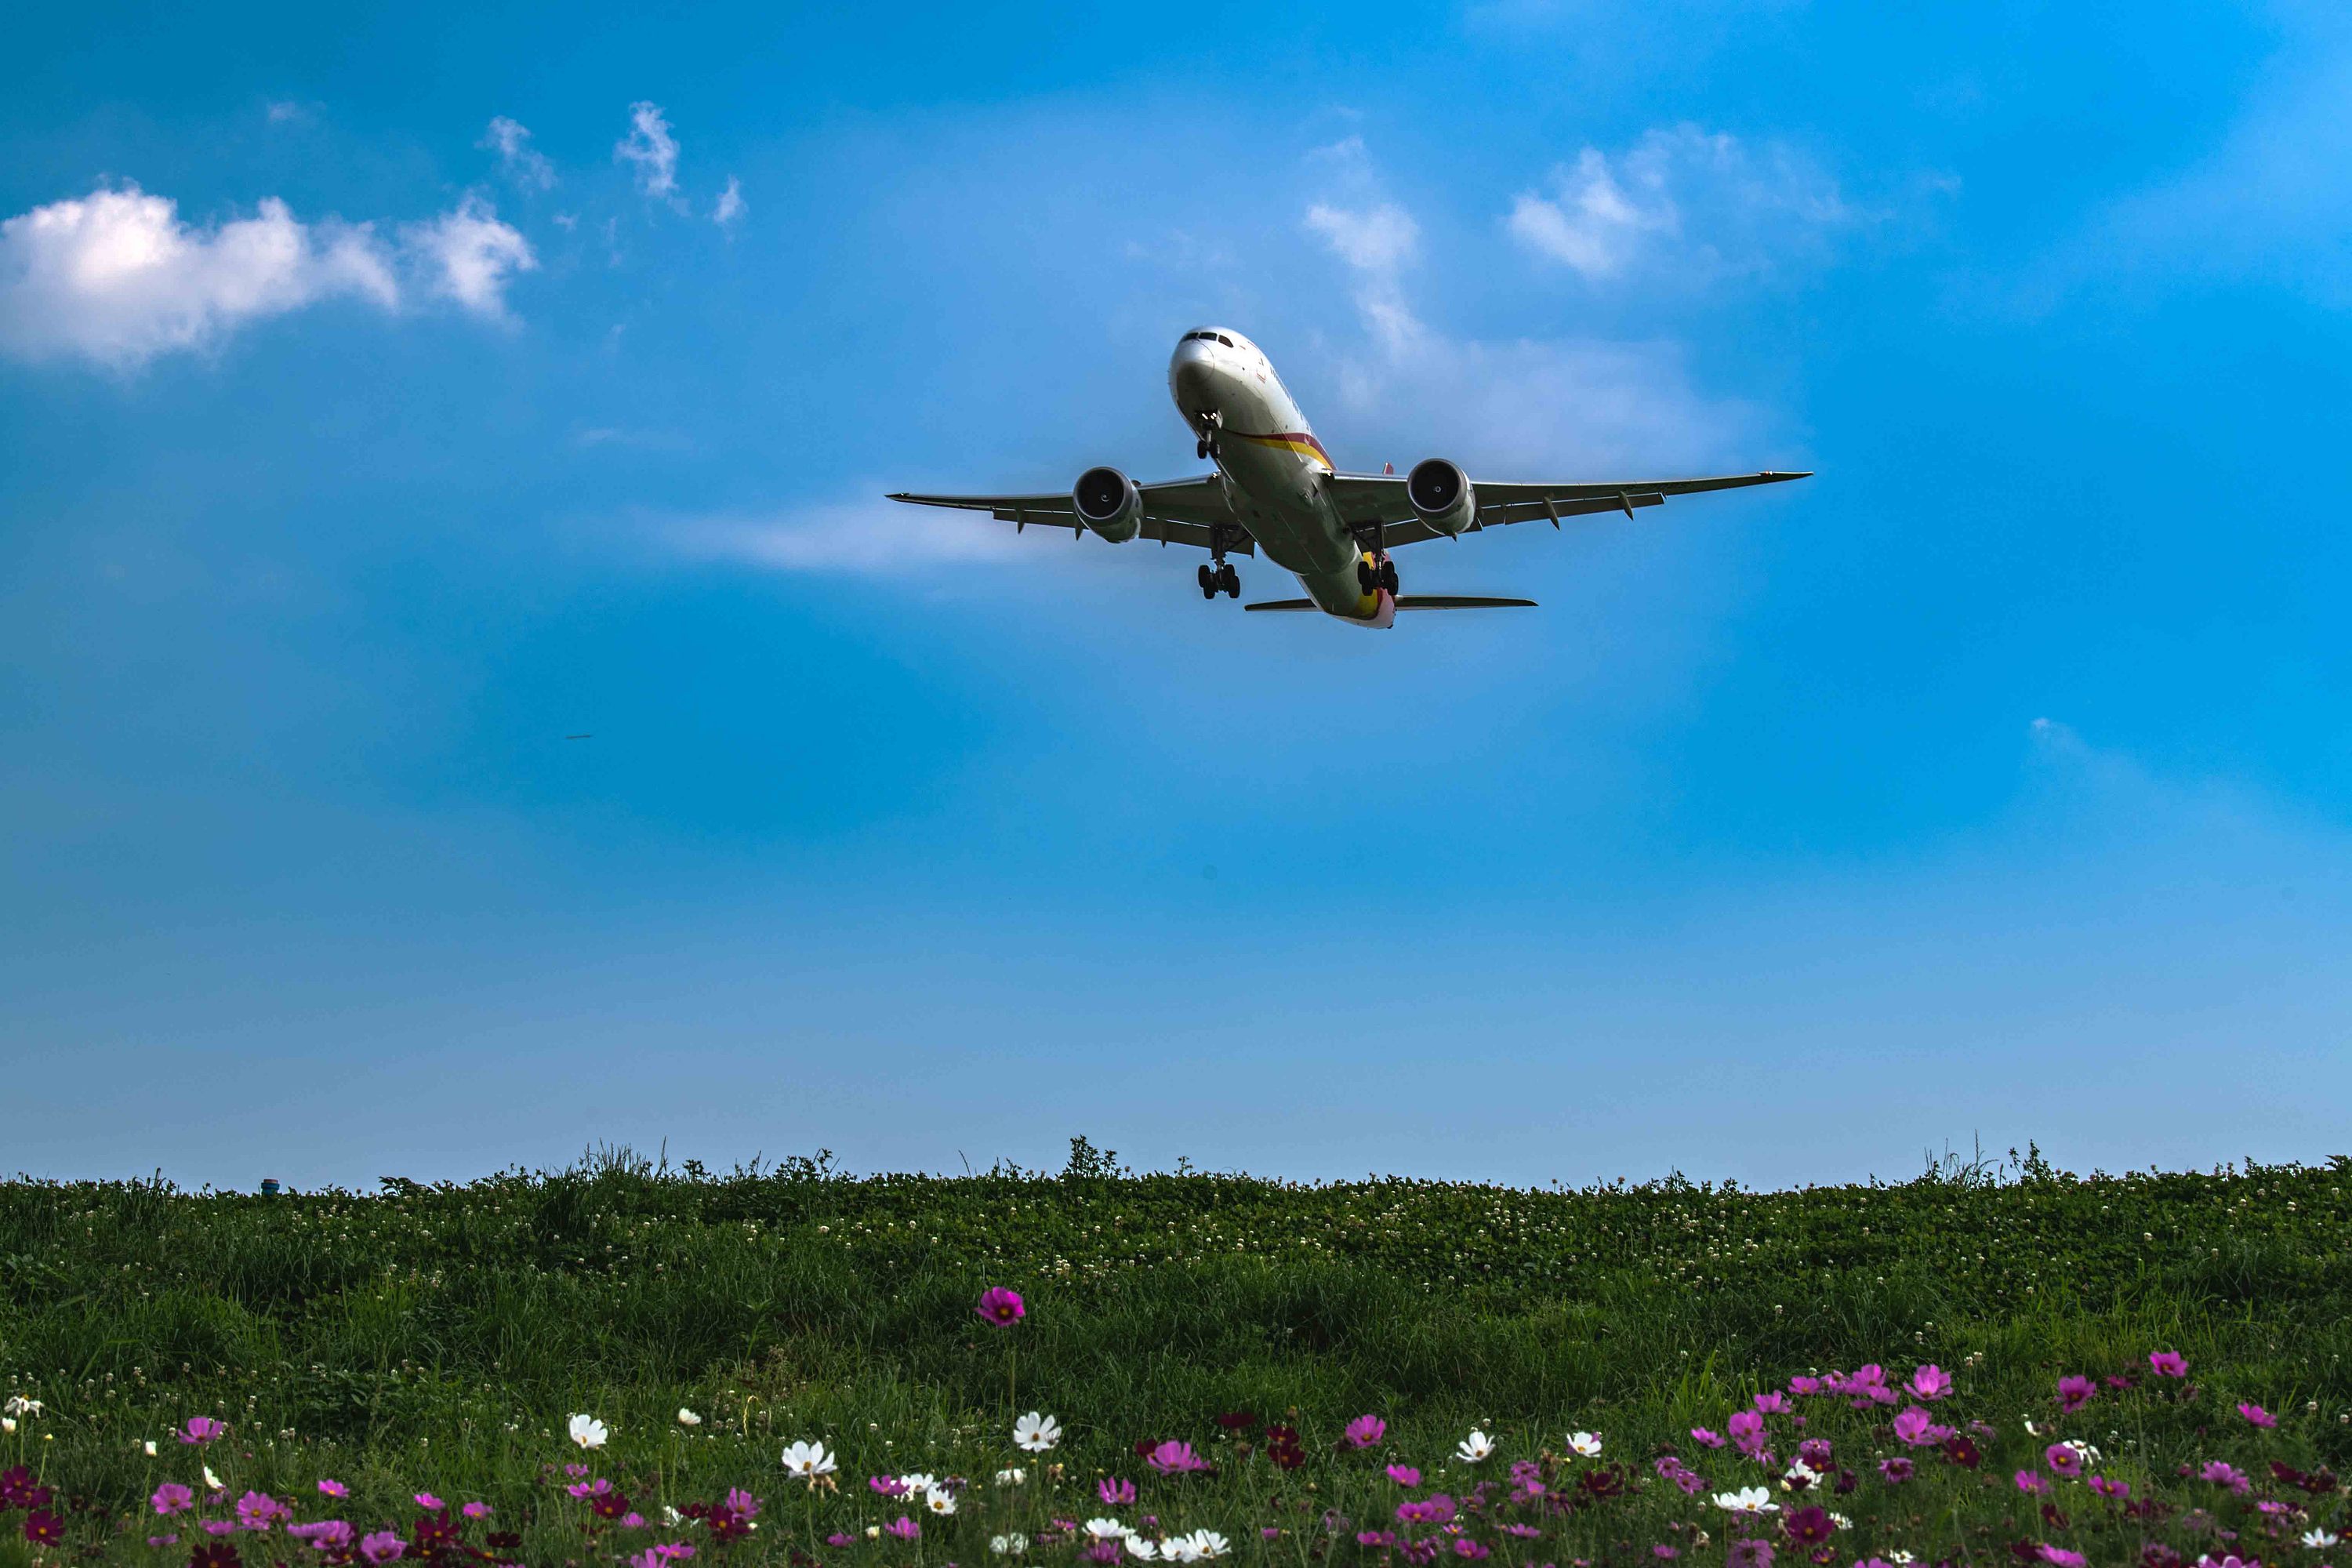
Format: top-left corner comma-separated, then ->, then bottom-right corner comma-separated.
360,1530 -> 408,1563
2088,1475 -> 2131,1500
1345,1415 -> 1388,1450
1877,1457 -> 1913,1484
1456,1430 -> 1495,1463
1891,1408 -> 1951,1448
1784,1506 -> 1832,1545
976,1287 -> 1026,1327
1726,1537 -> 1775,1568
1127,1539 -> 1161,1563
887,1516 -> 921,1541
1690,1428 -> 1726,1450
1907,1366 -> 1952,1401
1099,1479 -> 1137,1507
996,1468 -> 1026,1486
2149,1351 -> 2188,1377
1568,1432 -> 1603,1457
2035,1549 -> 2085,1568
1386,1465 -> 1421,1486
782,1440 -> 837,1480
2238,1403 -> 2277,1428
926,1486 -> 958,1515
2044,1445 -> 2083,1479
568,1414 -> 609,1450
318,1480 -> 348,1499
992,1534 -> 1031,1555
1712,1486 -> 1779,1515
677,1409 -> 702,1427
2015,1470 -> 2049,1494
2,1396 -> 42,1417
238,1491 -> 292,1530
869,1476 -> 908,1496
153,1483 -> 195,1515
180,1416 -> 228,1446
1187,1530 -> 1231,1559
1015,1413 -> 1062,1452
2056,1377 -> 2097,1413
1086,1519 -> 1134,1541
1146,1440 -> 1210,1475
2303,1529 -> 2339,1548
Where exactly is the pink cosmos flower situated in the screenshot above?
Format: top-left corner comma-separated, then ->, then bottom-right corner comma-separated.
1358,1533 -> 1396,1549
1084,1542 -> 1122,1563
1345,1415 -> 1388,1450
1099,1478 -> 1137,1507
2015,1471 -> 2049,1495
1503,1524 -> 1543,1538
869,1475 -> 907,1496
1727,1412 -> 1767,1455
152,1483 -> 194,1516
290,1522 -> 355,1549
1726,1539 -> 1775,1568
462,1502 -> 492,1520
1751,1393 -> 1789,1414
886,1516 -> 922,1541
622,1512 -> 648,1528
360,1530 -> 408,1564
202,1519 -> 238,1536
1690,1428 -> 1724,1450
1891,1407 -> 1951,1449
1653,1548 -> 1679,1561
724,1489 -> 760,1520
975,1287 -> 1025,1327
147,1537 -> 180,1549
178,1416 -> 228,1446
2044,1445 -> 2082,1479
318,1479 -> 349,1499
1907,1365 -> 1951,1401
2201,1461 -> 2251,1494
827,1534 -> 858,1548
1453,1541 -> 1490,1559
412,1493 -> 444,1510
237,1490 -> 292,1530
1387,1465 -> 1421,1486
1877,1457 -> 1913,1485
1146,1440 -> 1209,1475
1786,1377 -> 1821,1397
2238,1403 -> 2277,1428
1797,1439 -> 1834,1470
2149,1351 -> 2188,1377
2088,1475 -> 2130,1500
2035,1549 -> 2085,1568
2056,1376 -> 2096,1413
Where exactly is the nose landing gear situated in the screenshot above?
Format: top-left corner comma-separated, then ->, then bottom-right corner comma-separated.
1356,553 -> 1399,595
1194,410 -> 1222,462
1197,562 -> 1240,600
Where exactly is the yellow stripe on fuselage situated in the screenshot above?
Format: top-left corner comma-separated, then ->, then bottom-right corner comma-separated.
1229,432 -> 1334,470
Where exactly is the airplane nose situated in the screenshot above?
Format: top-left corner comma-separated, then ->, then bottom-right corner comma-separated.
1170,337 -> 1217,410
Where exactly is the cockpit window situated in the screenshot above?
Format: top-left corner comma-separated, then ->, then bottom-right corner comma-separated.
1214,334 -> 1234,347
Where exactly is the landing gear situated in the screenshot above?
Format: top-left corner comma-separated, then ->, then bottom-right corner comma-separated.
1356,552 -> 1399,595
1195,411 -> 1222,462
1196,561 -> 1240,600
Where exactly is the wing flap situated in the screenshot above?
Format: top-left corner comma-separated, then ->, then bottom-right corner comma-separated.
1323,469 -> 1809,547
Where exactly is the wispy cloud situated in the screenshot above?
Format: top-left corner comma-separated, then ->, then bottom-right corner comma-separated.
1506,125 -> 1859,285
713,176 -> 746,228
481,116 -> 556,191
659,499 -> 1035,575
615,101 -> 681,203
0,183 -> 535,366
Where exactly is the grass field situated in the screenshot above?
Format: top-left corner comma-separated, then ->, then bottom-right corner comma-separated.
1,1142 -> 2347,1566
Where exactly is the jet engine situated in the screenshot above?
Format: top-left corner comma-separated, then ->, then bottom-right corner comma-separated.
1072,466 -> 1144,543
1406,458 -> 1476,536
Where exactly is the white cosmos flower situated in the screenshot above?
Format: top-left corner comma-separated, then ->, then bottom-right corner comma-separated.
1085,1519 -> 1133,1541
143,1440 -> 158,1457
1780,1461 -> 1821,1490
1567,1431 -> 1602,1457
1888,1554 -> 1915,1566
898,1472 -> 938,1494
1456,1429 -> 1496,1463
663,1507 -> 686,1526
2,1396 -> 40,1417
990,1534 -> 1029,1556
568,1414 -> 609,1450
2061,1439 -> 2101,1466
2304,1530 -> 2339,1549
1829,1513 -> 1853,1531
782,1440 -> 837,1479
1164,1536 -> 1203,1563
1187,1530 -> 1231,1560
1014,1412 -> 1062,1452
677,1408 -> 703,1427
925,1486 -> 958,1515
203,1466 -> 224,1492
1127,1540 -> 1160,1562
1712,1486 -> 1778,1515
996,1468 -> 1026,1486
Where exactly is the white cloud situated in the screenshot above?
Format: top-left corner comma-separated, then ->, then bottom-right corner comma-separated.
265,101 -> 311,125
0,183 -> 546,365
615,101 -> 681,201
402,196 -> 536,321
481,116 -> 556,191
0,185 -> 396,367
713,176 -> 745,227
1305,177 -> 1757,471
1507,125 -> 1855,285
662,499 -> 1031,575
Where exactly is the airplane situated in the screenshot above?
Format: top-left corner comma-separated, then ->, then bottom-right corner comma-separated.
888,327 -> 1809,629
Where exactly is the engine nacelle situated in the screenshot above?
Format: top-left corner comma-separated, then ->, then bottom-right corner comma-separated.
1072,466 -> 1144,543
1406,458 -> 1475,536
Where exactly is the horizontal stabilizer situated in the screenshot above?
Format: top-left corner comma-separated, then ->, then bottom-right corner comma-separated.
1243,596 -> 1538,612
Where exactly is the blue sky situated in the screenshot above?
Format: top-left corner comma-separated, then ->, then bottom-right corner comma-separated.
6,0 -> 2350,1191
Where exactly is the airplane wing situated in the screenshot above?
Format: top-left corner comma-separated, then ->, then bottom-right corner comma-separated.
885,474 -> 1254,555
1323,470 -> 1810,549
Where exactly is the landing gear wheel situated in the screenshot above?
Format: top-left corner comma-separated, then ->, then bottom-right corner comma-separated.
1196,563 -> 1218,600
1196,437 -> 1211,460
1357,560 -> 1377,593
1378,559 -> 1399,593
1218,563 -> 1240,598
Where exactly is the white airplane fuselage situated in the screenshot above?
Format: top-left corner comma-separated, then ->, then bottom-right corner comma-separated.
1167,327 -> 1394,626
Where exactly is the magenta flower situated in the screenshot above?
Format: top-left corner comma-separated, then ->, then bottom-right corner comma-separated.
2044,1445 -> 2082,1479
2088,1475 -> 2130,1500
1083,1544 -> 1121,1565
2014,1470 -> 2049,1495
1345,1414 -> 1388,1450
1797,1439 -> 1833,1470
869,1475 -> 907,1496
1751,1392 -> 1789,1414
2036,1549 -> 2086,1568
827,1534 -> 858,1548
412,1493 -> 444,1510
1891,1407 -> 1951,1449
1726,1539 -> 1775,1568
2056,1376 -> 2096,1413
1098,1478 -> 1136,1507
360,1529 -> 408,1564
1690,1427 -> 1724,1449
724,1490 -> 760,1521
1876,1457 -> 1913,1485
318,1479 -> 349,1499
178,1416 -> 228,1446
1386,1465 -> 1421,1486
2149,1350 -> 2188,1377
1145,1439 -> 1209,1475
2237,1402 -> 2277,1428
462,1502 -> 492,1520
290,1522 -> 354,1549
1727,1411 -> 1767,1455
886,1516 -> 921,1541
1396,1494 -> 1457,1526
1358,1533 -> 1396,1549
1907,1365 -> 1951,1401
975,1287 -> 1025,1327
1453,1541 -> 1490,1559
152,1483 -> 194,1516
2201,1461 -> 2251,1494
236,1490 -> 292,1530
1786,1377 -> 1821,1396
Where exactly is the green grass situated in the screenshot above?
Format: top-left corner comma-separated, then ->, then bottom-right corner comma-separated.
2,1142 -> 2347,1565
